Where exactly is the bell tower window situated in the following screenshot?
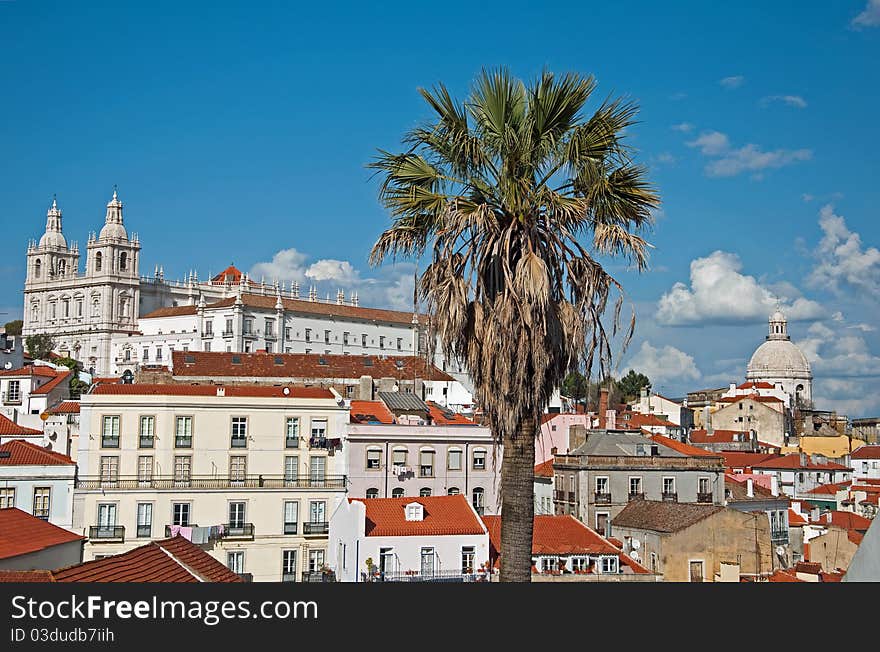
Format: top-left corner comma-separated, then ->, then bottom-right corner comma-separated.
95,252 -> 102,272
120,252 -> 127,271
58,259 -> 66,276
34,259 -> 41,278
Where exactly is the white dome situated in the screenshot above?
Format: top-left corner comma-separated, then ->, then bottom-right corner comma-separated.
770,310 -> 786,322
38,230 -> 67,248
747,339 -> 812,379
98,222 -> 128,240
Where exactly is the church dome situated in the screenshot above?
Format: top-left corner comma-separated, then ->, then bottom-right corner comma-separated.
98,188 -> 128,241
38,230 -> 67,248
98,221 -> 128,240
747,339 -> 812,379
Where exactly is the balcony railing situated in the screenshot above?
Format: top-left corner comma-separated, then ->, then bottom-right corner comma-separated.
230,436 -> 247,449
136,525 -> 152,538
628,492 -> 645,501
697,492 -> 713,503
222,330 -> 234,338
285,437 -> 300,449
76,474 -> 347,491
302,571 -> 335,583
221,523 -> 255,540
771,529 -> 789,543
101,435 -> 120,448
139,435 -> 154,448
282,572 -> 297,583
594,492 -> 612,505
89,525 -> 125,542
371,570 -> 486,583
175,435 -> 192,448
553,490 -> 567,502
302,521 -> 329,535
284,523 -> 298,535
567,491 -> 576,503
1,392 -> 22,404
236,573 -> 254,583
165,524 -> 199,537
662,491 -> 678,502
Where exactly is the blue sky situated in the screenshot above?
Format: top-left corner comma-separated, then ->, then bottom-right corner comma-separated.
2,1 -> 879,415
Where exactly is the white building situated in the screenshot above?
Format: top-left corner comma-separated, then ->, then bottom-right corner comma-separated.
74,382 -> 349,582
851,445 -> 880,482
746,311 -> 812,408
0,439 -> 77,532
0,362 -> 71,431
328,494 -> 490,582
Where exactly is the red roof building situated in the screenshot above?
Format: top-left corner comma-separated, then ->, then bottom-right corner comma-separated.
0,439 -> 74,466
349,400 -> 395,424
354,495 -> 486,537
852,445 -> 880,460
0,508 -> 83,564
0,413 -> 43,438
91,383 -> 333,399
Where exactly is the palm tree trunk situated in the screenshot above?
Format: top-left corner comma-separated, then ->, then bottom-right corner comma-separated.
499,414 -> 536,582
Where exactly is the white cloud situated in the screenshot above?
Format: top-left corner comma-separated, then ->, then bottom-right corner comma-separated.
248,247 -> 309,282
853,0 -> 880,28
686,130 -> 811,178
761,95 -> 808,109
808,204 -> 880,296
796,319 -> 880,378
656,250 -> 824,326
802,193 -> 814,202
305,260 -> 360,284
719,75 -> 745,89
626,341 -> 701,383
671,122 -> 694,133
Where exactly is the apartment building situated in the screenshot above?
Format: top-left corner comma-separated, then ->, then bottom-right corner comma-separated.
0,363 -> 71,431
0,440 -> 77,531
74,382 -> 349,582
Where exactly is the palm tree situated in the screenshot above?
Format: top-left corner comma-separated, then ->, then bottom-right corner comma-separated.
369,69 -> 659,581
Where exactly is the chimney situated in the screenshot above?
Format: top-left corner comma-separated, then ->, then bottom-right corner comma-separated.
800,452 -> 807,466
705,406 -> 713,435
598,388 -> 609,429
746,478 -> 754,497
216,387 -> 226,397
770,475 -> 779,497
605,409 -> 616,430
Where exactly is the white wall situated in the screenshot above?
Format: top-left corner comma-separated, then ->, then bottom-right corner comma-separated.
0,464 -> 76,531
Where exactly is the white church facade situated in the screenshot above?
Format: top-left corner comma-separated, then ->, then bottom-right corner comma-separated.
746,310 -> 813,409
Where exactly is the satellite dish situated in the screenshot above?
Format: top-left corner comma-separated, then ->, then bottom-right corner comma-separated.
630,538 -> 641,550
3,361 -> 11,369
629,551 -> 641,563
775,545 -> 786,556
282,387 -> 290,395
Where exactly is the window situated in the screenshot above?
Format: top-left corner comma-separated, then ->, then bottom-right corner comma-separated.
244,341 -> 252,353
595,512 -> 609,536
32,488 -> 50,520
136,503 -> 152,538
343,332 -> 349,345
366,448 -> 382,470
49,302 -> 56,319
447,487 -> 460,495
92,298 -> 100,317
600,557 -> 618,574
175,416 -> 192,447
6,380 -> 20,402
76,299 -> 82,317
282,550 -> 297,581
139,416 -> 154,448
391,488 -> 404,498
34,259 -> 41,278
366,488 -> 379,499
284,501 -> 299,534
305,328 -> 311,343
0,488 -> 15,509
173,456 -> 192,486
324,330 -> 330,344
229,456 -> 247,485
420,547 -> 435,576
284,456 -> 299,486
265,319 -> 274,337
397,337 -> 403,351
361,334 -> 367,347
651,552 -> 658,573
95,252 -> 102,271
63,299 -> 69,317
142,348 -> 149,362
699,477 -> 710,494
225,318 -> 233,335
472,487 -> 485,515
228,502 -> 246,528
689,560 -> 704,583
123,347 -> 131,361
309,501 -> 326,524
285,327 -> 291,340
101,415 -> 120,448
243,318 -> 253,335
595,476 -> 609,494
461,546 -> 475,573
473,449 -> 486,470
97,503 -> 117,532
310,419 -> 327,446
447,449 -> 462,471
156,347 -> 163,361
419,449 -> 435,477
231,416 -> 248,448
571,557 -> 589,572
173,503 -> 190,526
419,487 -> 432,497
379,547 -> 394,575
227,551 -> 244,574
392,448 -> 407,466
285,417 -> 300,448
204,320 -> 213,335
308,549 -> 325,573
310,456 -> 326,485
662,477 -> 676,495
99,456 -> 119,487
204,342 -> 211,352
629,477 -> 642,496
137,456 -> 153,485
379,336 -> 385,349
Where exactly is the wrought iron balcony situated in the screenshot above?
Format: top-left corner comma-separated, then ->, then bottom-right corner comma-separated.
221,523 -> 255,540
139,435 -> 154,448
222,331 -> 234,338
594,492 -> 612,505
661,491 -> 678,502
175,435 -> 192,448
284,523 -> 298,535
567,491 -> 576,503
164,524 -> 199,537
76,474 -> 347,491
101,435 -> 119,448
697,492 -> 714,503
285,437 -> 300,449
89,525 -> 125,542
302,571 -> 335,582
230,436 -> 247,448
553,490 -> 567,502
371,570 -> 486,583
628,492 -> 645,501
136,525 -> 152,538
771,529 -> 789,543
236,573 -> 254,582
302,521 -> 329,535
282,572 -> 297,583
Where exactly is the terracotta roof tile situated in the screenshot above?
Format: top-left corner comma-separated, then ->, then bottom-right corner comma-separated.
811,510 -> 871,531
751,453 -> 851,472
717,394 -> 784,404
350,400 -> 395,424
788,509 -> 808,526
768,569 -> 804,582
171,351 -> 453,382
690,429 -> 751,443
0,440 -> 74,466
852,445 -> 880,460
353,495 -> 485,537
90,383 -> 334,399
627,413 -> 678,428
47,400 -> 80,414
649,434 -> 721,458
534,459 -> 555,478
140,305 -> 198,318
51,536 -> 242,582
611,500 -> 725,533
30,369 -> 71,396
0,365 -> 59,378
0,508 -> 83,560
724,475 -> 778,501
0,570 -> 56,582
719,451 -> 780,470
737,381 -> 776,390
426,401 -> 475,425
0,414 -> 43,437
805,482 -> 850,496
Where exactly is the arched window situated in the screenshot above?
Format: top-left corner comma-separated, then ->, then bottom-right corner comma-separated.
31,304 -> 39,321
447,487 -> 460,495
419,487 -> 432,497
57,259 -> 66,276
34,259 -> 41,278
472,487 -> 485,514
92,299 -> 100,317
95,252 -> 102,272
120,252 -> 127,271
391,488 -> 404,498
120,297 -> 128,318
365,488 -> 379,499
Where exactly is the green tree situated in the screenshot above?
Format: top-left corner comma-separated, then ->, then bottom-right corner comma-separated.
562,371 -> 589,405
618,369 -> 651,402
369,69 -> 659,581
3,320 -> 23,336
25,333 -> 55,360
55,356 -> 88,399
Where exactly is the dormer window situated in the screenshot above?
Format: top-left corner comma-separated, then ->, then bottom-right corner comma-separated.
404,502 -> 424,521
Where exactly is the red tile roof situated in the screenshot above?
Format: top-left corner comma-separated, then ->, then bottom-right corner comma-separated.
649,434 -> 720,458
30,369 -> 71,395
0,440 -> 74,466
767,569 -> 804,582
211,265 -> 244,284
788,509 -> 808,526
90,383 -> 334,399
717,394 -> 784,405
51,536 -> 243,582
852,445 -> 880,460
352,495 -> 485,537
627,413 -> 678,428
689,429 -> 750,443
534,459 -> 555,478
0,508 -> 84,560
47,400 -> 80,414
719,451 -> 780,470
0,570 -> 56,583
751,454 -> 851,472
0,413 -> 43,437
171,350 -> 453,382
811,510 -> 871,532
737,381 -> 776,390
805,482 -> 850,496
426,401 -> 475,425
141,305 -> 200,318
0,365 -> 59,379
794,561 -> 823,575
349,400 -> 395,424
